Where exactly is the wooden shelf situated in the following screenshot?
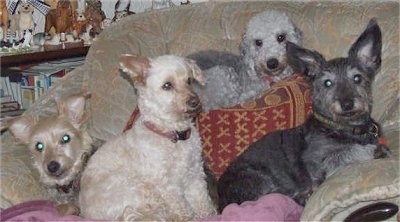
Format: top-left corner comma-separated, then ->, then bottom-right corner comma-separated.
0,46 -> 90,68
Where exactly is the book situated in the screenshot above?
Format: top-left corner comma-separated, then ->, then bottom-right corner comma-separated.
21,86 -> 35,109
49,69 -> 66,87
0,108 -> 25,119
0,95 -> 12,103
4,57 -> 84,110
1,101 -> 20,112
0,76 -> 12,98
0,70 -> 23,110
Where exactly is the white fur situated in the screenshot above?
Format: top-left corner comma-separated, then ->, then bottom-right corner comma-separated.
79,55 -> 215,221
10,2 -> 35,39
192,10 -> 302,111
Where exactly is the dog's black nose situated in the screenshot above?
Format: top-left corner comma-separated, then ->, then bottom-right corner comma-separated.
47,161 -> 60,174
187,97 -> 200,108
341,100 -> 354,111
267,58 -> 279,70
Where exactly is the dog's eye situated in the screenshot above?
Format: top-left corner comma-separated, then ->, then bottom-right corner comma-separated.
36,142 -> 44,152
162,82 -> 173,90
187,78 -> 193,85
276,33 -> 286,43
353,74 -> 362,84
324,79 -> 333,88
60,134 -> 71,144
254,39 -> 263,47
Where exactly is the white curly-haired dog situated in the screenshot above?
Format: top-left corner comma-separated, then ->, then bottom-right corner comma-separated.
79,54 -> 216,221
188,9 -> 302,111
6,92 -> 93,215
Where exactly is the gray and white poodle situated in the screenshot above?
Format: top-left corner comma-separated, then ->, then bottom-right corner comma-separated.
189,10 -> 302,111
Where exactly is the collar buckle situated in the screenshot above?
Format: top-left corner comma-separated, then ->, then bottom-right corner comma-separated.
369,123 -> 379,137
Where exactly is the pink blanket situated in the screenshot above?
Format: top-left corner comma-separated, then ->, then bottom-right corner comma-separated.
201,193 -> 303,221
0,200 -> 102,222
0,194 -> 302,221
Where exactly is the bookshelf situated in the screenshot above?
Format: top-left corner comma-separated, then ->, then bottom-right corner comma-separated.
0,46 -> 90,68
0,47 -> 89,118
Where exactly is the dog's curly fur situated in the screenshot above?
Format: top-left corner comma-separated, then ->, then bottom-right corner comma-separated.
217,19 -> 391,212
79,55 -> 216,221
188,10 -> 302,111
6,92 -> 93,215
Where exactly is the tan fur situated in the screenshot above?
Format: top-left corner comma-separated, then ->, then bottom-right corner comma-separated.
0,0 -> 8,39
6,92 -> 93,215
9,2 -> 35,39
71,9 -> 87,38
45,0 -> 73,34
45,0 -> 58,9
79,55 -> 215,221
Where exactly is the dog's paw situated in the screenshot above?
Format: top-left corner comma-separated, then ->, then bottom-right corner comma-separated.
56,203 -> 80,216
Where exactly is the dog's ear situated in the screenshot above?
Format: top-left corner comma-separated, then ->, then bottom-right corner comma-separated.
120,54 -> 150,86
57,92 -> 90,127
6,116 -> 36,144
286,41 -> 326,80
186,58 -> 206,86
348,18 -> 382,76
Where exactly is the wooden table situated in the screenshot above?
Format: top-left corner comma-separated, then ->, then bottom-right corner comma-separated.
0,46 -> 90,68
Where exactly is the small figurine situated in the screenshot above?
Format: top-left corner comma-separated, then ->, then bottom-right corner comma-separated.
72,9 -> 87,38
181,0 -> 190,5
45,0 -> 73,35
0,0 -> 9,40
111,0 -> 135,23
10,2 -> 36,40
84,0 -> 106,37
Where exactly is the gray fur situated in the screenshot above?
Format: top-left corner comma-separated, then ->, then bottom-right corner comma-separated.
188,10 -> 302,111
217,19 -> 391,212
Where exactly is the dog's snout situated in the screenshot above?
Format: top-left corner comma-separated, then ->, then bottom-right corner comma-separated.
187,97 -> 200,108
341,99 -> 354,111
266,58 -> 279,70
47,161 -> 61,174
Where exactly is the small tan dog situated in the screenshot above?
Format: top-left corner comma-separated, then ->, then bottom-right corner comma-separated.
10,2 -> 35,39
6,92 -> 93,215
79,55 -> 216,221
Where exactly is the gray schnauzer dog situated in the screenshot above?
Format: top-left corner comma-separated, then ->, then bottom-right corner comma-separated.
217,19 -> 391,212
188,10 -> 302,111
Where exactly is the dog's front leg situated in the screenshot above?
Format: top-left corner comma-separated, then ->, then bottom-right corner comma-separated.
56,203 -> 80,216
184,177 -> 217,218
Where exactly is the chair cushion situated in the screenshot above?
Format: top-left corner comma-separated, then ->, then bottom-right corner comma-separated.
195,74 -> 311,177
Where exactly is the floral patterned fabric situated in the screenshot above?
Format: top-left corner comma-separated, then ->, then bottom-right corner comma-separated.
1,1 -> 399,221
